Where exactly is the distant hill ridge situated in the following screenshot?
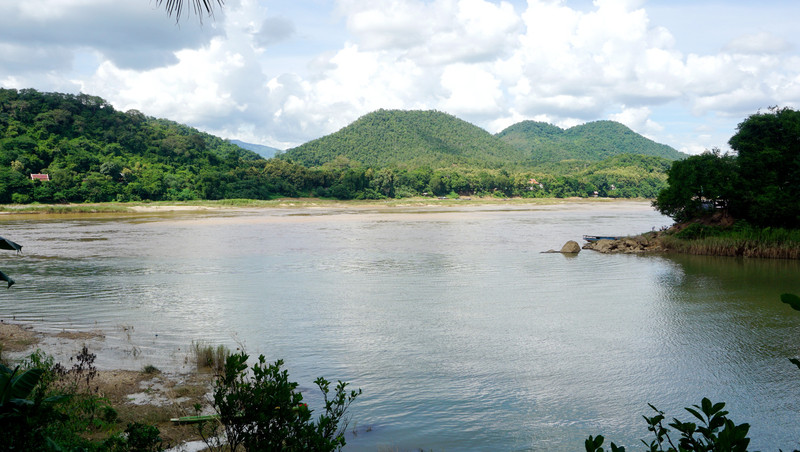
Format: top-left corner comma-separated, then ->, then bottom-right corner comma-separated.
282,109 -> 685,169
496,119 -> 686,162
229,139 -> 280,159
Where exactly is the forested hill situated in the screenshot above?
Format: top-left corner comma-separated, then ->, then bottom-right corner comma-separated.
282,110 -> 685,169
280,109 -> 529,169
496,120 -> 686,162
0,88 -> 272,203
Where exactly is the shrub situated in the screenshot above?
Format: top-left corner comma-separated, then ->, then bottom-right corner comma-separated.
1,347 -> 164,451
586,398 -> 751,452
197,352 -> 361,452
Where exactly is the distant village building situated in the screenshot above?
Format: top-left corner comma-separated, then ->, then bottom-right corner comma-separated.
30,174 -> 50,181
528,178 -> 544,190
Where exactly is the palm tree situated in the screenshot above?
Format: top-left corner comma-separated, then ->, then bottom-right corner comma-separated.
154,0 -> 224,21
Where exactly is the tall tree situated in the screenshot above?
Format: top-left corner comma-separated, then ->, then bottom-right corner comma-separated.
728,107 -> 800,227
653,150 -> 737,223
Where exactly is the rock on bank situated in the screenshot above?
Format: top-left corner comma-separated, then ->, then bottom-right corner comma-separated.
582,232 -> 665,254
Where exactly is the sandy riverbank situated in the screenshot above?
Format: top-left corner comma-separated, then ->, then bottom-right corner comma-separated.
0,196 -> 655,215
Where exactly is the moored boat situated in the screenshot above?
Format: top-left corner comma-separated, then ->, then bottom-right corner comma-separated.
582,235 -> 622,242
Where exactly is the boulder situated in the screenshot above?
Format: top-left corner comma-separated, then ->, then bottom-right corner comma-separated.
560,240 -> 581,254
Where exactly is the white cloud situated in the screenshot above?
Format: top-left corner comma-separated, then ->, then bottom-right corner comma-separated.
340,0 -> 521,64
609,106 -> 663,137
725,32 -> 793,55
440,64 -> 504,116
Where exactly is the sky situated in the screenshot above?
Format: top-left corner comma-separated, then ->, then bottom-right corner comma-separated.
2,0 -> 800,154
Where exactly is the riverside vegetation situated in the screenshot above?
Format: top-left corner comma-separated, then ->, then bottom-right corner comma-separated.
650,107 -> 800,258
584,108 -> 800,450
0,343 -> 360,451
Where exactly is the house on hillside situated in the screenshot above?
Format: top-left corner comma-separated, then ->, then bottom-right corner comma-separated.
30,174 -> 50,181
528,178 -> 544,190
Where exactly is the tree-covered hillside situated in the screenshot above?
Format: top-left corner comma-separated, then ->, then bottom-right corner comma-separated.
496,120 -> 686,162
0,88 -> 290,203
280,109 -> 530,169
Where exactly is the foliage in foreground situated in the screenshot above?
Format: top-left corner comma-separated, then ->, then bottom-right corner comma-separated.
589,294 -> 800,451
586,398 -> 751,452
0,347 -> 164,451
196,352 -> 361,452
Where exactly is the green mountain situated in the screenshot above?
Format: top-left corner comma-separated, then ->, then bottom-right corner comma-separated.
496,120 -> 686,163
0,88 -> 279,203
282,110 -> 684,170
280,109 -> 529,169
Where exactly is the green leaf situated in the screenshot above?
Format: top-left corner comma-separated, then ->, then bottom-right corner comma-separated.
700,397 -> 712,415
585,435 -> 604,451
780,293 -> 800,312
685,407 -> 704,423
1,367 -> 44,405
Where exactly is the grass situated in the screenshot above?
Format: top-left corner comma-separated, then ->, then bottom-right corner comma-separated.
662,222 -> 800,259
191,341 -> 231,373
0,203 -> 133,214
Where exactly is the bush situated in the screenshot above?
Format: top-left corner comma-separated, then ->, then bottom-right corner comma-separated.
197,352 -> 361,452
587,398 -> 751,452
1,347 -> 164,451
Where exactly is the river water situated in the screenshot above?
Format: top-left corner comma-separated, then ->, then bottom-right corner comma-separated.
1,201 -> 799,451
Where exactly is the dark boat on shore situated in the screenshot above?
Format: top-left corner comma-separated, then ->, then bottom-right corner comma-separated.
583,235 -> 622,242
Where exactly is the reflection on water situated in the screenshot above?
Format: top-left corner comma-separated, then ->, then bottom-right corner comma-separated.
1,204 -> 799,451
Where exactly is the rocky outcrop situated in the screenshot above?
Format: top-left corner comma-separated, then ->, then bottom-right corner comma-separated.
582,233 -> 665,254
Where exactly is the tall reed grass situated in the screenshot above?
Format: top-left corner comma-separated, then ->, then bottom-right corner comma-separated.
191,341 -> 231,372
663,222 -> 800,259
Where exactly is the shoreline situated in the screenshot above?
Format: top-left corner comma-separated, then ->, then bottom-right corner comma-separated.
0,196 -> 654,216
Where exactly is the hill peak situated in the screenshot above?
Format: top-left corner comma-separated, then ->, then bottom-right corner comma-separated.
280,109 -> 526,169
497,119 -> 685,162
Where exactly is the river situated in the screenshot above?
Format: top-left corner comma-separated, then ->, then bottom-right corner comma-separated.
1,200 -> 799,451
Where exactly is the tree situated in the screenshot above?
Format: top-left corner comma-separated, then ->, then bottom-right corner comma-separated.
653,150 -> 738,223
728,107 -> 800,227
